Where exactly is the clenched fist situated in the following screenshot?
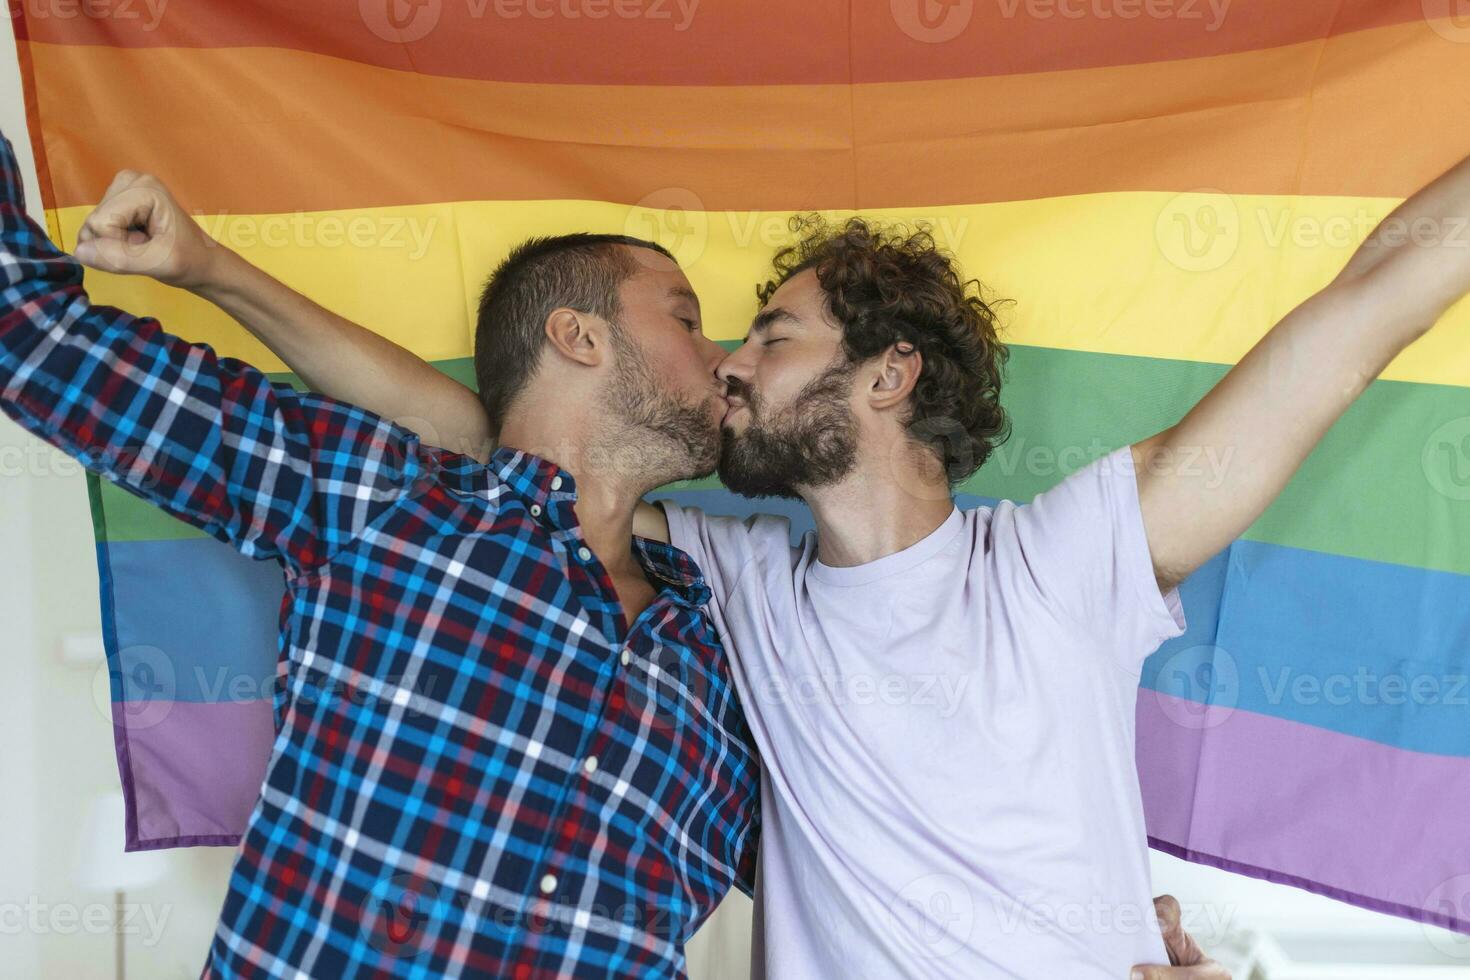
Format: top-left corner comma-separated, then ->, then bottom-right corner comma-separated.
73,170 -> 223,289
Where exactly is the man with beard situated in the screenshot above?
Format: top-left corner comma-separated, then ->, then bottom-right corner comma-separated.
76,165 -> 1239,975
656,169 -> 1470,976
1,132 -> 761,978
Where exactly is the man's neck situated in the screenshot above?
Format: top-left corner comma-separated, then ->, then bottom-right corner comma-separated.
496,422 -> 648,578
801,449 -> 956,569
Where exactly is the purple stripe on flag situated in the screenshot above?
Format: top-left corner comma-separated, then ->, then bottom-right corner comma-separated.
115,698 -> 275,850
1139,691 -> 1470,934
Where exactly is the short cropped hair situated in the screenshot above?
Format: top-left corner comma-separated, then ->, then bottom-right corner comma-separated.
474,234 -> 675,432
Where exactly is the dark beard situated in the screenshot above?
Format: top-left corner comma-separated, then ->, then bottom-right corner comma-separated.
718,357 -> 859,499
603,326 -> 721,483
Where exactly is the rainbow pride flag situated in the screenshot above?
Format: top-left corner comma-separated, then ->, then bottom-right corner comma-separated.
13,0 -> 1470,933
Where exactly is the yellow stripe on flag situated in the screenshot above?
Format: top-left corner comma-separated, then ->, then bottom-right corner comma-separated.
54,193 -> 1470,387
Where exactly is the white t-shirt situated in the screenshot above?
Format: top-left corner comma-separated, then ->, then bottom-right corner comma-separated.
661,446 -> 1188,979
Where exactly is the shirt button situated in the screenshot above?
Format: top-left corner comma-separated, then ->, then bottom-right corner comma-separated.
539,873 -> 558,894
577,547 -> 592,562
583,755 -> 599,774
550,476 -> 563,491
529,504 -> 542,518
620,649 -> 632,666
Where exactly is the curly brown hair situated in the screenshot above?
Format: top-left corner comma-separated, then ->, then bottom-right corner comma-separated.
756,215 -> 1012,484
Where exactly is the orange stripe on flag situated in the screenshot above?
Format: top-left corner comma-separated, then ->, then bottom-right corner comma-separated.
26,22 -> 1470,215
12,0 -> 1448,87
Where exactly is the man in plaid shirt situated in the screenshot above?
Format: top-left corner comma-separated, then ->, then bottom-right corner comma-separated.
0,132 -> 759,978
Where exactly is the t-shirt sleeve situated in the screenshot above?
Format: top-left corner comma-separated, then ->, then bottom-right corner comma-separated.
659,501 -> 789,610
1007,444 -> 1187,671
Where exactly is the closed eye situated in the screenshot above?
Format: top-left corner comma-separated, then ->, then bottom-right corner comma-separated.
679,317 -> 701,333
763,337 -> 787,347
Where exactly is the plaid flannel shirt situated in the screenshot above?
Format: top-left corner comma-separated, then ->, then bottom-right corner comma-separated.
0,134 -> 760,978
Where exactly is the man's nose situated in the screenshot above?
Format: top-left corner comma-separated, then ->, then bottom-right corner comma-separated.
698,334 -> 727,371
715,343 -> 753,386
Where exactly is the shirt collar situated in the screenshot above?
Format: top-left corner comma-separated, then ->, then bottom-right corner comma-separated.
489,445 -> 712,608
490,445 -> 578,525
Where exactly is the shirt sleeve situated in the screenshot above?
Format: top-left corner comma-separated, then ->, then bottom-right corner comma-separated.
659,501 -> 798,611
0,133 -> 429,574
1006,444 -> 1187,671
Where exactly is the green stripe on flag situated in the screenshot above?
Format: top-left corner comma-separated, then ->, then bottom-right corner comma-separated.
91,348 -> 1470,579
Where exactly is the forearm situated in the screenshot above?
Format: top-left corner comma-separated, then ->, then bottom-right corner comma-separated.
0,138 -> 316,561
1336,151 -> 1470,318
194,249 -> 494,459
1137,271 -> 1426,589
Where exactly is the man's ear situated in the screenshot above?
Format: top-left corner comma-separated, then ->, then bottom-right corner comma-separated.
868,341 -> 922,412
543,308 -> 605,368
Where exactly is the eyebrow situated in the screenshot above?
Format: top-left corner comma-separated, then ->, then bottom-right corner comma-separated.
745,307 -> 801,341
668,285 -> 702,314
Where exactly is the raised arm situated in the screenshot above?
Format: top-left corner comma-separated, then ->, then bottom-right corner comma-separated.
73,166 -> 675,542
0,133 -> 426,572
73,169 -> 494,460
1134,150 -> 1470,591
